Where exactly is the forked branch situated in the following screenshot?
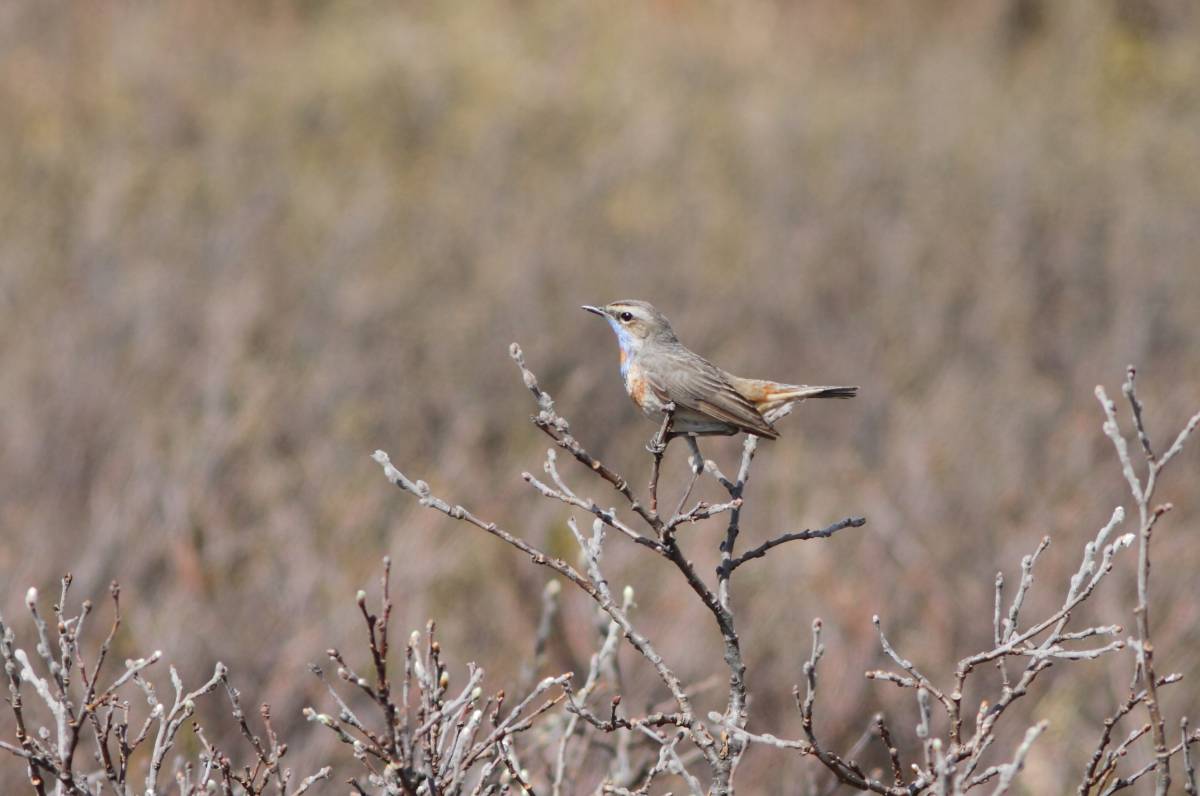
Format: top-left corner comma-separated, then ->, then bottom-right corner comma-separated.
374,342 -> 863,794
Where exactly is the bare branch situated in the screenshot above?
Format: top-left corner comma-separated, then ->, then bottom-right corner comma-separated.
1095,370 -> 1200,795
991,721 -> 1048,795
724,516 -> 866,574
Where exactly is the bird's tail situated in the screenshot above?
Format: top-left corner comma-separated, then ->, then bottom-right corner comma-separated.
731,378 -> 858,413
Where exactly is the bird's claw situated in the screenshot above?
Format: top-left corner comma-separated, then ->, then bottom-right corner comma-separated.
646,439 -> 668,455
647,403 -> 676,455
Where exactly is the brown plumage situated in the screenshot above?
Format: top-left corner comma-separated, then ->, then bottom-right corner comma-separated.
583,300 -> 857,439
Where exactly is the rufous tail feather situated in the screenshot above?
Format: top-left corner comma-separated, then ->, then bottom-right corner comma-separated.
731,378 -> 859,413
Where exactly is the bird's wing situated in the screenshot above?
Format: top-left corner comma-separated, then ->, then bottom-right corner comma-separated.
645,349 -> 779,439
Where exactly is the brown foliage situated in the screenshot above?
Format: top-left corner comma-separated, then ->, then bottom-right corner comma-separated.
2,1 -> 1199,792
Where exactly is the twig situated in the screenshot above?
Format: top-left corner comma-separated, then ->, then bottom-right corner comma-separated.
991,721 -> 1048,795
724,516 -> 866,574
371,450 -> 715,768
647,404 -> 675,515
510,343 -> 664,535
1096,367 -> 1200,795
874,713 -> 904,788
1183,717 -> 1198,796
671,435 -> 705,520
520,580 -> 561,697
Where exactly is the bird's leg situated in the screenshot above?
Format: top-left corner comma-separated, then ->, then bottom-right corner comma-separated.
647,403 -> 675,515
671,435 -> 704,518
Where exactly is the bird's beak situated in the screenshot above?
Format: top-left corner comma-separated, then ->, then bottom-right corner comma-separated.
581,305 -> 606,317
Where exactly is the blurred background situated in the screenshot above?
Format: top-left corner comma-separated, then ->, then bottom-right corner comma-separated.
2,0 -> 1199,792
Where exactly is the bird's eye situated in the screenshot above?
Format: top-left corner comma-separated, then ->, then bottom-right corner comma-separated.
619,311 -> 634,322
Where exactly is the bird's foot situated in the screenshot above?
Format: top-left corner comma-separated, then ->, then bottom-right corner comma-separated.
646,403 -> 676,454
645,437 -> 670,455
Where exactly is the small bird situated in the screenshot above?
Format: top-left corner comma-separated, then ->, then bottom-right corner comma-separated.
582,300 -> 856,440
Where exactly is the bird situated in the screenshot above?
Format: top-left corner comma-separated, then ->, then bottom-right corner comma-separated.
582,300 -> 857,441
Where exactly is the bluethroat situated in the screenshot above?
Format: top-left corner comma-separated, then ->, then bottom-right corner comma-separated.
582,300 -> 857,441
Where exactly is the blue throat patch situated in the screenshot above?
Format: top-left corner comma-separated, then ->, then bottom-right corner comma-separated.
605,316 -> 636,378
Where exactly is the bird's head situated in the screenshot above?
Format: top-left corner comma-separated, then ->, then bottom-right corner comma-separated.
581,300 -> 678,354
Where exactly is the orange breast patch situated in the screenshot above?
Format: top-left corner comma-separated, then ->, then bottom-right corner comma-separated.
624,361 -> 650,410
627,373 -> 649,408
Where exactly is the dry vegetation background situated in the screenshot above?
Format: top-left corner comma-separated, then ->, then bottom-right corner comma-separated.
2,0 -> 1199,792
